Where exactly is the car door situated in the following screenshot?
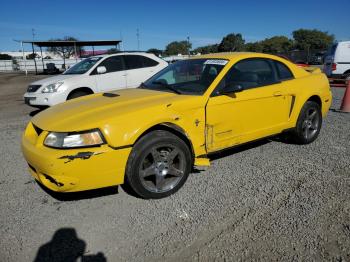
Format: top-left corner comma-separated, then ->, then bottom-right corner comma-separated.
124,55 -> 160,88
92,55 -> 127,92
206,58 -> 291,152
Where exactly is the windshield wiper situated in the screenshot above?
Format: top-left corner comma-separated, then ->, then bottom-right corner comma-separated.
152,80 -> 182,94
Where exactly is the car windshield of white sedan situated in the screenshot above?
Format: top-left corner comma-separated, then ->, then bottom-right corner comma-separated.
142,59 -> 227,95
64,57 -> 102,75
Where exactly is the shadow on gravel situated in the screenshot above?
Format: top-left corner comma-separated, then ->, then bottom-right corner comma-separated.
330,108 -> 350,114
37,181 -> 119,201
208,138 -> 271,160
34,228 -> 107,262
29,107 -> 48,117
29,109 -> 42,117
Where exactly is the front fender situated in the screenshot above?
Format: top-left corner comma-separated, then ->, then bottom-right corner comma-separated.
101,107 -> 207,158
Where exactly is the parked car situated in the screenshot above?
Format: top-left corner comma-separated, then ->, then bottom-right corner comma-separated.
277,55 -> 309,68
22,53 -> 332,199
308,51 -> 326,65
23,52 -> 168,107
323,41 -> 350,80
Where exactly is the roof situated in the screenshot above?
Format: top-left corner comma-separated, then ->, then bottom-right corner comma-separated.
19,40 -> 121,47
92,52 -> 152,58
192,52 -> 302,62
193,52 -> 260,60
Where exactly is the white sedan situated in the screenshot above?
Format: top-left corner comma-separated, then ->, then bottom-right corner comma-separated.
24,52 -> 168,107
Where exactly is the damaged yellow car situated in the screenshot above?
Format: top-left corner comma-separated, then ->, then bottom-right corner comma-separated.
22,53 -> 332,199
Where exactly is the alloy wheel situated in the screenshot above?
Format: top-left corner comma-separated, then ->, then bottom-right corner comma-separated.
138,145 -> 186,193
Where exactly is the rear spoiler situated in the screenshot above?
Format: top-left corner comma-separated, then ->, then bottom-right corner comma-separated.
303,66 -> 322,74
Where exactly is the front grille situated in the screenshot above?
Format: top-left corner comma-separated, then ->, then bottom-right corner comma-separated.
27,85 -> 41,93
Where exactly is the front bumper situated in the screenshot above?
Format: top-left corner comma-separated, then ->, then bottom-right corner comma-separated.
23,92 -> 67,107
21,122 -> 131,192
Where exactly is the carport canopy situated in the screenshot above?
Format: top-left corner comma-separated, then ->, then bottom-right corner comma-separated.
17,39 -> 122,74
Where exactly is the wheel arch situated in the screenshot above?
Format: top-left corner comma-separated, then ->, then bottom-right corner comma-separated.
67,87 -> 94,99
133,122 -> 195,160
306,95 -> 322,110
343,69 -> 350,78
291,94 -> 323,125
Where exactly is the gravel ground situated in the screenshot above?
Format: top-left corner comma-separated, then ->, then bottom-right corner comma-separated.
0,73 -> 349,261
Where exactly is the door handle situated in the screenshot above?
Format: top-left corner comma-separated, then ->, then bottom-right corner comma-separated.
273,91 -> 283,97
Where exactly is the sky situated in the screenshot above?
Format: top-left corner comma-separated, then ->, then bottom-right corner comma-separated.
0,0 -> 349,52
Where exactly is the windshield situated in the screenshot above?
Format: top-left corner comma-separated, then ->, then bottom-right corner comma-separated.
142,59 -> 228,95
64,57 -> 102,75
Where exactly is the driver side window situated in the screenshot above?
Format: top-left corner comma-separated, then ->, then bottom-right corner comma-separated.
94,56 -> 125,74
214,58 -> 277,95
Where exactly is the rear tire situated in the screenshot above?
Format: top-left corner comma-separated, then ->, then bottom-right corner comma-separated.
125,130 -> 192,199
290,101 -> 322,144
67,90 -> 92,100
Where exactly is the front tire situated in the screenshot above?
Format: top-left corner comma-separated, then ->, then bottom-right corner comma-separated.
291,101 -> 322,144
125,130 -> 192,199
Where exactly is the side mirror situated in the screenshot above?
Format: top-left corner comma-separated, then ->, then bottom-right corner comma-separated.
222,83 -> 244,94
97,66 -> 107,74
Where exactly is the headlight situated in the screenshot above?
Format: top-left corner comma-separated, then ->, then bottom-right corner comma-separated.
44,129 -> 105,148
41,82 -> 64,93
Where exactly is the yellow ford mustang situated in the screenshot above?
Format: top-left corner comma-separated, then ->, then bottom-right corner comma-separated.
22,53 -> 332,199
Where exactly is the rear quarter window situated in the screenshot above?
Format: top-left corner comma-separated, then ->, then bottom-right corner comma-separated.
274,61 -> 294,80
125,55 -> 159,70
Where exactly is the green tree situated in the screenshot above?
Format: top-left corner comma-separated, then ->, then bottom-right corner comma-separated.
244,42 -> 264,52
193,44 -> 218,54
107,48 -> 119,54
165,41 -> 192,55
218,33 -> 245,52
292,29 -> 334,50
0,53 -> 12,60
47,36 -> 84,58
147,48 -> 163,57
261,36 -> 293,53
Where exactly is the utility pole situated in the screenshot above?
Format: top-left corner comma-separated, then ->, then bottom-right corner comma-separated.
136,28 -> 140,51
119,30 -> 124,51
187,36 -> 190,57
32,28 -> 35,41
31,28 -> 37,74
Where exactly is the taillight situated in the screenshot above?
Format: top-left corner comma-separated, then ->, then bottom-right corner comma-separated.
332,63 -> 337,71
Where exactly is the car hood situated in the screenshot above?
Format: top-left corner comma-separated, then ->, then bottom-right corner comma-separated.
32,88 -> 200,132
30,74 -> 79,86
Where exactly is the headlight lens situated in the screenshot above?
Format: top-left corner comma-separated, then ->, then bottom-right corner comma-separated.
44,130 -> 104,148
41,82 -> 64,93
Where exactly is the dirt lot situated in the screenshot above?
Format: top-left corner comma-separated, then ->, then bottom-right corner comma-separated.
0,73 -> 349,261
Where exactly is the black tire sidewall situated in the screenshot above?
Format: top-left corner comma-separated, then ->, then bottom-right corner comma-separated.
294,101 -> 322,144
125,130 -> 192,199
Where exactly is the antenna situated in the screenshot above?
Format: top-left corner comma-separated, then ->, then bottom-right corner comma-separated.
136,28 -> 140,51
